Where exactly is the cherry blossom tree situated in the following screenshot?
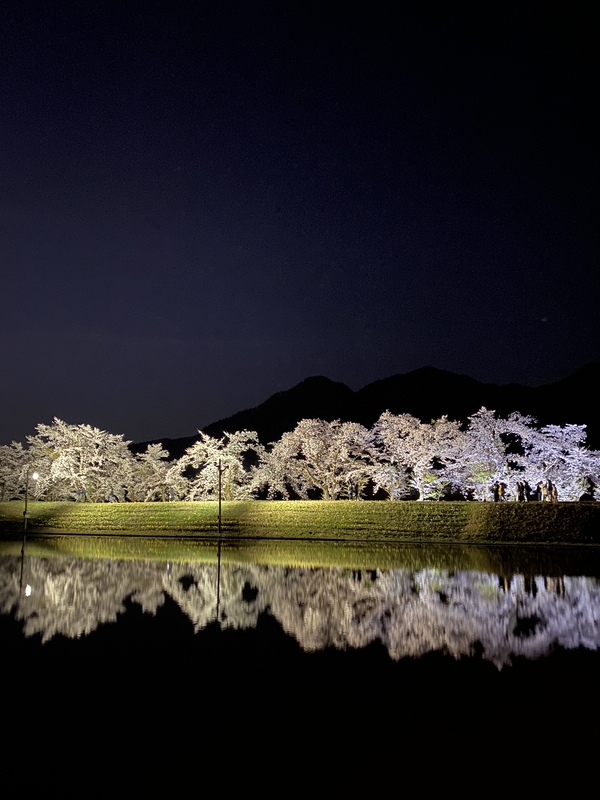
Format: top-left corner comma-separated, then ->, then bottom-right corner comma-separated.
366,412 -> 415,500
172,430 -> 264,500
125,443 -> 172,502
455,408 -> 536,500
256,419 -> 372,500
251,444 -> 292,499
3,407 -> 600,505
27,418 -> 135,502
519,423 -> 600,501
369,412 -> 464,500
0,442 -> 29,501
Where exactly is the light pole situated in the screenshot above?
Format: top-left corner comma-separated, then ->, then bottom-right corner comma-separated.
23,467 -> 39,532
216,459 -> 224,622
218,458 -> 223,534
21,467 -> 38,599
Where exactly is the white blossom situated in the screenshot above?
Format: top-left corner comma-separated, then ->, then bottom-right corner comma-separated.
256,419 -> 372,500
173,430 -> 264,500
369,411 -> 464,500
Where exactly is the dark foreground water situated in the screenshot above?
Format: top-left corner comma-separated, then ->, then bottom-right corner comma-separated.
3,534 -> 600,768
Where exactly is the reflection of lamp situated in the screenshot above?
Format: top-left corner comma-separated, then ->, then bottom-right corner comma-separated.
23,468 -> 39,532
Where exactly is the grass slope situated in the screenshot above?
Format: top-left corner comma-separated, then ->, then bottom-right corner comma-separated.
1,500 -> 600,544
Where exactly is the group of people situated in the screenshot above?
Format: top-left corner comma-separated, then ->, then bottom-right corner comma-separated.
537,479 -> 558,503
492,479 -> 558,502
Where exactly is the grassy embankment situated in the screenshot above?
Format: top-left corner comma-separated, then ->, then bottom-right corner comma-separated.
2,500 -> 600,573
1,499 -> 599,543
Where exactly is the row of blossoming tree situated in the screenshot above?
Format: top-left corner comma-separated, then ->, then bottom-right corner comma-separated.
1,408 -> 598,503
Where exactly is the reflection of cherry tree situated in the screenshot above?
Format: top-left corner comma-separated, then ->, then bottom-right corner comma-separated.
369,412 -> 463,500
172,430 -> 264,500
256,419 -> 371,500
5,552 -> 600,671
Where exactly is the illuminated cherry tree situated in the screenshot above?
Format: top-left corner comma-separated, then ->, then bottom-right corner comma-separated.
125,443 -> 172,502
172,430 -> 264,500
455,407 -> 536,500
1,408 -> 599,504
0,442 -> 29,501
519,423 -> 600,501
256,419 -> 372,500
369,412 -> 464,500
27,418 -> 134,502
366,412 -> 415,500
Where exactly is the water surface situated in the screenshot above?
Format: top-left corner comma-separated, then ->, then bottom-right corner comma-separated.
3,534 -> 600,733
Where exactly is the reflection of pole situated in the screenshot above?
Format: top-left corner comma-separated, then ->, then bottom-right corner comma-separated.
216,538 -> 222,623
20,465 -> 34,596
19,530 -> 26,597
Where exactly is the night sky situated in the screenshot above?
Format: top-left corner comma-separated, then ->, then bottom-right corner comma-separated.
1,2 -> 598,446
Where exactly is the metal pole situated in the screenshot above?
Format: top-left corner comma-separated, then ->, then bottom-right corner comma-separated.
218,458 -> 222,535
216,460 -> 222,622
23,466 -> 30,531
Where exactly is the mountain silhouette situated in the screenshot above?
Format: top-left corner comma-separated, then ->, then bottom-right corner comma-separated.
131,363 -> 600,459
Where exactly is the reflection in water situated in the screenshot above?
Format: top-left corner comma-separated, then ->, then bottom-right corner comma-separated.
2,540 -> 600,670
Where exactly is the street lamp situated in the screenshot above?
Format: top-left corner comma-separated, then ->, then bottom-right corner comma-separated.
218,458 -> 223,534
23,467 -> 39,532
216,458 -> 224,623
20,467 -> 38,597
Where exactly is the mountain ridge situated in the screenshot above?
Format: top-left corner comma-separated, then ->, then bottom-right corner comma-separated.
130,362 -> 600,458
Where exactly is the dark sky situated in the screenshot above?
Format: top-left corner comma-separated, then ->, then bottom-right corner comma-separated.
1,1 -> 598,446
